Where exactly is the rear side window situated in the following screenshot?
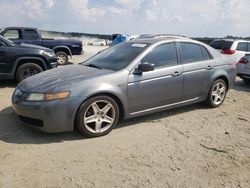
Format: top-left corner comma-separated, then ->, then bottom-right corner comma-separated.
209,40 -> 233,50
141,43 -> 177,68
201,46 -> 212,60
236,42 -> 248,52
179,43 -> 204,63
3,29 -> 21,39
24,30 -> 39,40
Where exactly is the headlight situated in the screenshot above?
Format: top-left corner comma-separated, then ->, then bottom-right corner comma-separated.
41,50 -> 55,58
26,91 -> 70,101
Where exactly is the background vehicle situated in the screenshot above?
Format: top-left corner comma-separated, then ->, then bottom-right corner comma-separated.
0,27 -> 83,65
237,54 -> 250,84
0,35 -> 57,82
209,39 -> 250,62
12,36 -> 236,137
89,39 -> 106,46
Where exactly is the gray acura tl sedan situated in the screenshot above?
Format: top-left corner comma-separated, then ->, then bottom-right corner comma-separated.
12,36 -> 237,137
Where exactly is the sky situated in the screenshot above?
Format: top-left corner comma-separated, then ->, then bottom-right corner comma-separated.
0,0 -> 249,37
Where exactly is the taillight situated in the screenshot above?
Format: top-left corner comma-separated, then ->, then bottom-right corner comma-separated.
221,49 -> 236,55
237,58 -> 249,65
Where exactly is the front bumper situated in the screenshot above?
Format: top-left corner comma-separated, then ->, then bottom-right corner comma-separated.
12,98 -> 75,133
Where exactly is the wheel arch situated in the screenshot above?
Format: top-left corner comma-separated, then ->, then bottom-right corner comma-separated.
53,46 -> 72,56
13,57 -> 47,77
73,92 -> 125,130
211,75 -> 229,90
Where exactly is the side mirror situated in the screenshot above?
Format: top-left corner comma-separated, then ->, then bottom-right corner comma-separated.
134,62 -> 154,74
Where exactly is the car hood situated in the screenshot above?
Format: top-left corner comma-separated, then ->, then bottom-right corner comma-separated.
18,65 -> 113,93
16,43 -> 50,51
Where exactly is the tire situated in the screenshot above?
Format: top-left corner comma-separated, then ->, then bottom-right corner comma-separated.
206,79 -> 227,108
76,95 -> 120,137
243,78 -> 250,84
56,51 -> 68,65
16,63 -> 43,82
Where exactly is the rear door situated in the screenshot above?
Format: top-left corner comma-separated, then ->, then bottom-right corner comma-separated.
178,42 -> 214,100
128,43 -> 183,113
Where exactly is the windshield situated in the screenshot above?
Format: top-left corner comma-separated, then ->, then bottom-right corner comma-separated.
83,42 -> 149,71
0,35 -> 15,46
209,40 -> 233,50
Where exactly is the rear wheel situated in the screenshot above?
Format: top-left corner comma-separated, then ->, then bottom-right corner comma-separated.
206,79 -> 227,108
56,51 -> 68,65
76,96 -> 120,137
243,78 -> 250,84
16,63 -> 43,82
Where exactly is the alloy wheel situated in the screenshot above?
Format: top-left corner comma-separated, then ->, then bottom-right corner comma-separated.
83,100 -> 116,134
211,81 -> 226,105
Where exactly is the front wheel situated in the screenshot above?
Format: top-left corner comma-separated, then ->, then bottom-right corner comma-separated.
56,51 -> 68,65
76,96 -> 120,137
206,79 -> 227,108
16,63 -> 43,82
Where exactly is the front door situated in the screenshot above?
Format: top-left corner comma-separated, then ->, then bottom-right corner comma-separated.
0,41 -> 10,74
128,43 -> 183,113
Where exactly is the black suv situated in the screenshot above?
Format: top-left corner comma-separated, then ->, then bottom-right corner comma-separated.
0,36 -> 57,82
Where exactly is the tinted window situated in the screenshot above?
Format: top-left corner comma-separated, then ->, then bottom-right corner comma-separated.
248,43 -> 250,52
83,42 -> 149,71
236,42 -> 248,51
24,30 -> 39,40
141,43 -> 177,68
179,43 -> 203,63
209,40 -> 233,50
201,46 -> 212,60
3,29 -> 20,39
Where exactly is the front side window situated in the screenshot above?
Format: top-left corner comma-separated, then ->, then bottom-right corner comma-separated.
24,30 -> 39,40
179,43 -> 204,63
141,43 -> 177,68
83,42 -> 149,71
3,29 -> 20,39
236,42 -> 248,52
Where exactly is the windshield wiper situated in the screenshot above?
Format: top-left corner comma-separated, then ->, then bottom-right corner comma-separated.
86,64 -> 103,69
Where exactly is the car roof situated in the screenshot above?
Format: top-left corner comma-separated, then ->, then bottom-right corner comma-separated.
131,35 -> 203,45
2,27 -> 38,30
212,38 -> 250,42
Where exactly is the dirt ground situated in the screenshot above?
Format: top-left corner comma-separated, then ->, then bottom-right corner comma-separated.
0,46 -> 250,188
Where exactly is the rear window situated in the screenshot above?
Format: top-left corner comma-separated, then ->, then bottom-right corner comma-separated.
24,30 -> 39,40
209,40 -> 233,50
236,42 -> 248,51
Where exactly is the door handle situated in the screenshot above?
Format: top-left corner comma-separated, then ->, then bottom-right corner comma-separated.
206,65 -> 214,70
172,71 -> 182,77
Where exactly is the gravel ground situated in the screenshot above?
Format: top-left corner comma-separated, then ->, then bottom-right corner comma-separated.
0,46 -> 249,188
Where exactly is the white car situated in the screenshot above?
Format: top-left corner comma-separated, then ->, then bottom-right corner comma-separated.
209,39 -> 250,62
89,39 -> 106,46
237,54 -> 250,84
